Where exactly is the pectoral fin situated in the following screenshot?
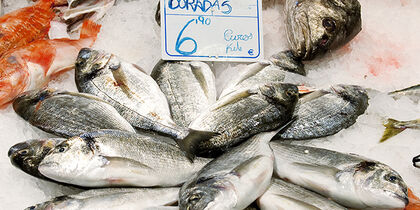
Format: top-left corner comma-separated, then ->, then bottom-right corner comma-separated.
102,156 -> 154,171
213,89 -> 257,111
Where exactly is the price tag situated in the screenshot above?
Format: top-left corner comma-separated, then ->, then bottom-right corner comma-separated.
160,0 -> 264,62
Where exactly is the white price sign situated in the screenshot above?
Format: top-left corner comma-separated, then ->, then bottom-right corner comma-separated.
160,0 -> 264,62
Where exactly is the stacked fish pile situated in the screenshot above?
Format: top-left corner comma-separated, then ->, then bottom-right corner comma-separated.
1,0 -> 419,209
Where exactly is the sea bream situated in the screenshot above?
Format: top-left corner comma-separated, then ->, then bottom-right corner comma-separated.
179,131 -> 278,210
181,83 -> 298,158
258,178 -> 347,210
270,142 -> 409,209
151,60 -> 217,128
0,20 -> 101,107
38,130 -> 211,187
276,84 -> 369,140
75,48 -> 187,140
8,138 -> 65,180
27,187 -> 179,210
13,88 -> 135,138
285,0 -> 362,60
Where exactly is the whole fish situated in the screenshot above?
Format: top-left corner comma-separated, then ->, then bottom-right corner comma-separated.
380,118 -> 420,142
285,0 -> 362,60
27,187 -> 179,210
389,84 -> 420,103
179,131 -> 277,210
0,20 -> 101,107
0,0 -> 54,57
258,178 -> 347,210
219,51 -> 306,98
8,138 -> 65,180
75,48 -> 187,139
413,155 -> 420,168
270,142 -> 409,209
181,83 -> 298,158
277,84 -> 369,140
13,88 -> 135,137
39,130 -> 211,187
151,60 -> 217,128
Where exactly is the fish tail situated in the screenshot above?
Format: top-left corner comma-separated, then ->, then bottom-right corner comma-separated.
80,20 -> 102,43
379,118 -> 406,143
176,129 -> 219,162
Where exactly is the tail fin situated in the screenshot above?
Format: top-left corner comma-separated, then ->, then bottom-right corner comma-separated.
80,20 -> 102,42
176,129 -> 219,162
379,118 -> 406,143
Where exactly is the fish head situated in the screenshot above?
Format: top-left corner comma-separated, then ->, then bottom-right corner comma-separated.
38,136 -> 100,181
259,83 -> 299,112
180,177 -> 236,210
12,88 -> 56,120
286,0 -> 361,60
0,54 -> 28,106
75,48 -> 112,81
8,139 -> 61,178
331,84 -> 369,107
352,161 -> 408,208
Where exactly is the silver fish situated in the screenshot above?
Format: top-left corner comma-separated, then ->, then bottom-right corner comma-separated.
380,118 -> 420,142
181,83 -> 298,158
276,84 -> 369,140
8,138 -> 65,180
151,60 -> 217,128
270,142 -> 409,209
389,84 -> 420,103
39,130 -> 211,187
258,178 -> 347,210
75,48 -> 186,139
285,0 -> 362,60
13,88 -> 136,138
179,131 -> 278,210
413,155 -> 420,168
27,187 -> 179,210
219,51 -> 306,98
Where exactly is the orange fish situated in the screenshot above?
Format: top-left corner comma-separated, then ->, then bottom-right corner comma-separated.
406,188 -> 420,210
0,20 -> 101,107
0,0 -> 55,57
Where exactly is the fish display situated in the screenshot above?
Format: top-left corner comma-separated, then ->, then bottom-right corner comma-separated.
38,129 -> 211,187
75,48 -> 187,139
285,0 -> 362,60
8,138 -> 65,180
179,131 -> 277,210
413,155 -> 419,168
0,0 -> 54,57
389,84 -> 420,103
219,51 -> 306,98
380,118 -> 420,142
270,142 -> 409,209
258,178 -> 347,210
0,20 -> 101,107
276,84 -> 369,140
151,60 -> 217,128
181,83 -> 298,158
13,88 -> 135,137
27,187 -> 179,210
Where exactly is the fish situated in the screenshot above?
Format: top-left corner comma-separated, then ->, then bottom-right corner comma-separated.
8,138 -> 65,180
276,84 -> 369,140
179,130 -> 278,210
257,178 -> 347,210
285,0 -> 362,60
27,187 -> 179,210
0,0 -> 55,57
75,48 -> 187,139
181,83 -> 299,158
219,51 -> 306,98
151,60 -> 217,128
406,188 -> 420,210
13,88 -> 136,137
269,142 -> 409,209
0,20 -> 101,107
38,129 -> 211,187
389,84 -> 420,103
379,118 -> 420,142
413,155 -> 419,168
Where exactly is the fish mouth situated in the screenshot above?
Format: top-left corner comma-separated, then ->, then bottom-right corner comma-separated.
392,193 -> 409,207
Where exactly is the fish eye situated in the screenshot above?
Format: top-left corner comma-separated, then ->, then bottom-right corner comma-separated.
385,174 -> 399,183
56,145 -> 68,153
286,89 -> 296,97
19,149 -> 29,155
188,194 -> 201,204
322,18 -> 336,32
